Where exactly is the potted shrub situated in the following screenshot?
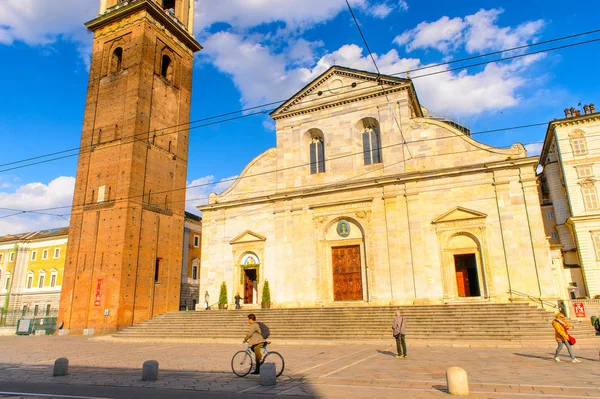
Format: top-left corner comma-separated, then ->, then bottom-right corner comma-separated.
218,282 -> 228,310
261,279 -> 271,309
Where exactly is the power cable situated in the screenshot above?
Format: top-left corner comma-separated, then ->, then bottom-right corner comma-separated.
1,32 -> 599,172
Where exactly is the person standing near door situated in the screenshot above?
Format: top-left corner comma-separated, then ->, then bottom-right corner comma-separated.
392,310 -> 407,359
204,291 -> 210,310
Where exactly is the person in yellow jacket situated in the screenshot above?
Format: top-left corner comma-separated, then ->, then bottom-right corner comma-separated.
552,312 -> 581,363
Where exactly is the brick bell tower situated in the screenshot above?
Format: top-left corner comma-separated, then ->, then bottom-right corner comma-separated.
58,0 -> 201,333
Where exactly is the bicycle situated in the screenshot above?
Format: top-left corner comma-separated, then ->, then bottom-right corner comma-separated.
231,342 -> 285,377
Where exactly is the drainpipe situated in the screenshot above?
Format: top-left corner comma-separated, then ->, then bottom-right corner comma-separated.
520,168 -> 544,307
493,174 -> 512,298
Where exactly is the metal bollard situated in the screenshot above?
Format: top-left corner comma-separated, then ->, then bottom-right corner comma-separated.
53,358 -> 69,377
142,360 -> 159,381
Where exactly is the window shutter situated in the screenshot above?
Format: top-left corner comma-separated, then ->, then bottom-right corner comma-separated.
362,131 -> 371,165
318,140 -> 325,173
310,142 -> 317,174
371,130 -> 381,163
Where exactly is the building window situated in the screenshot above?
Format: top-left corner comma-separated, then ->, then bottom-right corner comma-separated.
38,273 -> 45,288
21,305 -> 27,316
50,271 -> 57,288
192,265 -> 198,280
161,54 -> 172,81
593,233 -> 600,260
42,249 -> 48,260
0,253 -> 3,262
111,47 -> 123,73
45,304 -> 51,316
193,235 -> 200,247
54,248 -> 60,258
9,252 -> 14,262
309,133 -> 325,175
162,0 -> 175,10
31,251 -> 37,261
362,126 -> 381,165
570,130 -> 588,156
581,182 -> 599,210
577,165 -> 594,178
5,273 -> 10,289
27,273 -> 33,289
155,258 -> 162,282
34,305 -> 39,316
546,211 -> 555,219
551,232 -> 558,239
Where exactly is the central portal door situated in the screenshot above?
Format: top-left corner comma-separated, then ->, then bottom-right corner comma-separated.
454,253 -> 480,297
244,269 -> 257,304
332,245 -> 363,301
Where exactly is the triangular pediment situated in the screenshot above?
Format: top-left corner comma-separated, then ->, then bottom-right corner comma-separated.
230,230 -> 266,244
270,66 -> 417,120
432,207 -> 487,224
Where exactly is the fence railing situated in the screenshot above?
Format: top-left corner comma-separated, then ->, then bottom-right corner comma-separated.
0,309 -> 59,327
508,290 -> 559,310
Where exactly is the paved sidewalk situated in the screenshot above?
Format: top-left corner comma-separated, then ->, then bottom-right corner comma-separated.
0,336 -> 599,398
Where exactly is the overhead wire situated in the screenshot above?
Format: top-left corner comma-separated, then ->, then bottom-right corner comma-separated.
1,30 -> 600,172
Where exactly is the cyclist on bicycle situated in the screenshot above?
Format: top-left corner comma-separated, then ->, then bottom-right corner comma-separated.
243,313 -> 265,375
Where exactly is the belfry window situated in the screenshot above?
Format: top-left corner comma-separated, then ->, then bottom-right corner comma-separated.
309,132 -> 325,174
362,126 -> 381,165
161,54 -> 173,81
162,0 -> 176,10
111,47 -> 123,73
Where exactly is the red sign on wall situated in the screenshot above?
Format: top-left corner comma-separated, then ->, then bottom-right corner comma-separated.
573,301 -> 586,318
94,279 -> 103,307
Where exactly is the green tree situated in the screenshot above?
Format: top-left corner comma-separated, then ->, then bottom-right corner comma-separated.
219,282 -> 228,305
262,279 -> 271,303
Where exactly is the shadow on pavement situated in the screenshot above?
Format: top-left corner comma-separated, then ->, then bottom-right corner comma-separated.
376,350 -> 396,357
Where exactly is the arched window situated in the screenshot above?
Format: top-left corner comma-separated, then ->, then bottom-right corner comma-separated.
162,0 -> 176,10
161,54 -> 173,81
111,47 -> 123,73
308,130 -> 325,174
581,182 -> 599,210
362,125 -> 381,165
570,130 -> 588,156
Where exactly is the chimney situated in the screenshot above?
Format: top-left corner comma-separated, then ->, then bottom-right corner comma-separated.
591,103 -> 596,113
564,108 -> 571,118
573,109 -> 581,117
584,104 -> 590,115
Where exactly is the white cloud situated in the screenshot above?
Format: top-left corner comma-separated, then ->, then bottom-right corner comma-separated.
394,16 -> 465,53
185,175 -> 236,214
393,8 -> 543,54
0,0 -> 96,64
525,142 -> 543,156
0,176 -> 75,235
194,0 -> 369,32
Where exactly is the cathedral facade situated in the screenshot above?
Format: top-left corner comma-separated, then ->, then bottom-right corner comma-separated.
198,66 -> 559,307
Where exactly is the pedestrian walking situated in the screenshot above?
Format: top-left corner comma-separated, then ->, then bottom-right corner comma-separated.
204,291 -> 210,310
392,310 -> 407,359
234,292 -> 242,309
552,311 -> 580,363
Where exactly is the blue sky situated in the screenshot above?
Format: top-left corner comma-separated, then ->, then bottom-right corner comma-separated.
0,0 -> 599,234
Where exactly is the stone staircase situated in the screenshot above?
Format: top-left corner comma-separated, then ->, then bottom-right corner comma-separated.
113,303 -> 597,342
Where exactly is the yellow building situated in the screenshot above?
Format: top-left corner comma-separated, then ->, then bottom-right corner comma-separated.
539,103 -> 600,299
0,228 -> 68,326
180,212 -> 202,310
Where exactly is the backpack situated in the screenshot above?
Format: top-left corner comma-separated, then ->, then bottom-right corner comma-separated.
256,321 -> 270,339
594,318 -> 600,332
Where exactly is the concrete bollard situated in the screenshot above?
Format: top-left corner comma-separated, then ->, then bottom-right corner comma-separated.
58,330 -> 70,336
142,360 -> 159,381
260,362 -> 276,386
53,358 -> 69,377
446,367 -> 469,396
83,328 -> 95,336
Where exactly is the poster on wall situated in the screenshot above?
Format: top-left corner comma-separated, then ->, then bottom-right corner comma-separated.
94,279 -> 103,307
573,301 -> 586,318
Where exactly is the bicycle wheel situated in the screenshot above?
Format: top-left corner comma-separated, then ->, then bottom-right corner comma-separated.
263,351 -> 285,377
231,351 -> 253,377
